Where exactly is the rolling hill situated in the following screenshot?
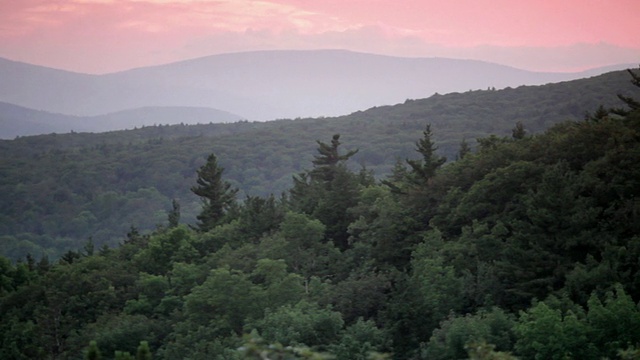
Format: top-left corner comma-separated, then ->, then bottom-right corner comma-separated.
1,50 -> 635,125
0,102 -> 242,139
1,67 -> 638,261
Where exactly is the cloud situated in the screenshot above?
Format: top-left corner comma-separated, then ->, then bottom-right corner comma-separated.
179,26 -> 640,72
0,0 -> 637,73
457,43 -> 640,72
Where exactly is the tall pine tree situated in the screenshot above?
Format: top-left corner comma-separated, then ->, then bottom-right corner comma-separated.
406,124 -> 446,185
191,153 -> 238,232
310,134 -> 358,182
290,134 -> 361,250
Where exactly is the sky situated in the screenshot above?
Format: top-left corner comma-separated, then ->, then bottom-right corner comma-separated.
0,0 -> 638,74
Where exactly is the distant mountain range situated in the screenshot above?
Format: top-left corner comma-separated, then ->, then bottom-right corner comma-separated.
0,49 -> 635,138
0,102 -> 242,139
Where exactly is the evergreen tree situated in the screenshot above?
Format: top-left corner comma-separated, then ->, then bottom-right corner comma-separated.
382,158 -> 409,193
613,67 -> 640,115
511,121 -> 526,140
37,255 -> 50,275
237,195 -> 285,242
310,134 -> 358,182
167,198 -> 180,228
289,134 -> 361,250
289,172 -> 319,215
83,237 -> 95,257
585,104 -> 610,122
60,250 -> 81,264
406,124 -> 446,184
457,137 -> 471,160
191,153 -> 238,232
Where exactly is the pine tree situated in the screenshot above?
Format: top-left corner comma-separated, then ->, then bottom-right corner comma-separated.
37,255 -> 50,274
613,67 -> 640,115
191,153 -> 238,232
290,134 -> 361,250
585,104 -> 610,122
406,124 -> 446,183
457,137 -> 471,160
310,134 -> 358,182
511,121 -> 526,140
167,198 -> 180,228
83,237 -> 95,256
289,172 -> 318,215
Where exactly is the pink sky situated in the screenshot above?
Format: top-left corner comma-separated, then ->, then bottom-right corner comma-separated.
0,0 -> 638,74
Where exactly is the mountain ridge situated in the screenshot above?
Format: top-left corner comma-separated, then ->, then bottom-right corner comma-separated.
1,49 -> 635,124
0,102 -> 243,139
1,67 -> 637,259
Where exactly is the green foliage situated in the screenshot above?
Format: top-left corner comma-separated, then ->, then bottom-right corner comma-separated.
192,153 -> 238,232
466,341 -> 518,360
251,300 -> 344,348
252,258 -> 305,310
85,340 -> 102,360
514,301 -> 595,360
136,341 -> 152,360
271,212 -> 341,279
425,308 -> 515,360
613,68 -> 640,115
1,68 -> 640,359
0,316 -> 45,359
326,268 -> 393,323
346,185 -> 416,268
184,266 -> 263,336
310,134 -> 359,182
387,235 -> 465,356
290,134 -> 363,250
619,345 -> 640,360
406,124 -> 446,184
238,334 -> 332,360
134,225 -> 198,275
72,314 -> 162,358
114,350 -> 135,360
514,285 -> 640,360
167,198 -> 181,228
457,137 -> 471,160
0,69 -> 634,260
586,284 -> 640,358
329,318 -> 390,360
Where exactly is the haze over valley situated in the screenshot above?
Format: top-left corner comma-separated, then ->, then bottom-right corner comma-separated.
0,50 -> 635,138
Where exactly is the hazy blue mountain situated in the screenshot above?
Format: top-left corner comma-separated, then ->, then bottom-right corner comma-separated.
0,102 -> 242,139
90,106 -> 242,131
0,102 -> 83,138
1,50 -> 635,123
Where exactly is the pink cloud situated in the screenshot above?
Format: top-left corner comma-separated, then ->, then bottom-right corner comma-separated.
277,0 -> 639,47
0,0 -> 637,73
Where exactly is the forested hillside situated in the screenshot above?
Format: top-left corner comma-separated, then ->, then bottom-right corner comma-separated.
1,68 -> 639,359
0,69 -> 636,261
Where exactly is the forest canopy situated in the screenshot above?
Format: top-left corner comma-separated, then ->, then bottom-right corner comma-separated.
0,68 -> 636,261
0,68 -> 640,359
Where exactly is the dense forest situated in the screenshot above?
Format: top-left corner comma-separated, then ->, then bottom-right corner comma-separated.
0,69 -> 637,261
1,68 -> 639,359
